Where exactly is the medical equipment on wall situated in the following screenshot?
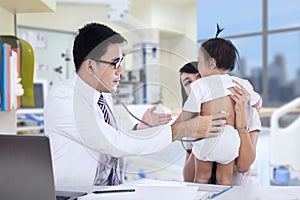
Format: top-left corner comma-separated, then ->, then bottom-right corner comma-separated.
270,97 -> 300,186
131,42 -> 160,104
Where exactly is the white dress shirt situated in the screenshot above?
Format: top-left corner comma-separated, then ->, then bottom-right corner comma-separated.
183,74 -> 261,113
44,73 -> 172,186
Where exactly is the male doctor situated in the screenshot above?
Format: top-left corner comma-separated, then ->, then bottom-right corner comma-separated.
44,23 -> 227,187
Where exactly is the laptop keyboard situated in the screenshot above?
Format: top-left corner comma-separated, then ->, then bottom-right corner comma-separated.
56,195 -> 71,200
55,191 -> 87,200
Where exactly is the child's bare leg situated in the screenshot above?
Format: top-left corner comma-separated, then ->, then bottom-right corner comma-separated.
194,158 -> 213,183
216,161 -> 235,185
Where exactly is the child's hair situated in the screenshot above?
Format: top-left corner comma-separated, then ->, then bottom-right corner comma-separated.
201,25 -> 239,72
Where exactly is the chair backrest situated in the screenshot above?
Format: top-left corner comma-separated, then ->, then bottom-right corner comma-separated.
19,38 -> 35,107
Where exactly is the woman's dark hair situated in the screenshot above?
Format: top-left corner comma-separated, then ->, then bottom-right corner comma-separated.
73,23 -> 127,72
179,61 -> 199,106
201,26 -> 239,72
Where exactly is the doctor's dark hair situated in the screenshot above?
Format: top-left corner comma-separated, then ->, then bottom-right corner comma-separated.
201,37 -> 239,72
179,61 -> 199,106
73,22 -> 127,72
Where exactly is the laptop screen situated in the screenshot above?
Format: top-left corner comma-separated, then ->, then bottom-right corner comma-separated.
0,134 -> 56,200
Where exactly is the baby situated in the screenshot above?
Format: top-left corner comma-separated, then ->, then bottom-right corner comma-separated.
176,27 -> 261,185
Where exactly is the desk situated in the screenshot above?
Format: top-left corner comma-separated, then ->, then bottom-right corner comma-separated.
214,186 -> 300,200
58,179 -> 300,200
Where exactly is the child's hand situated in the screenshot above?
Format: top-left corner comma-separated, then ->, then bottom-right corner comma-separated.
137,106 -> 172,130
252,98 -> 262,112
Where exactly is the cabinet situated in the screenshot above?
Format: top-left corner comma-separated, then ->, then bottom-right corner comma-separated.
118,69 -> 145,104
17,109 -> 44,134
0,0 -> 55,13
0,0 -> 55,134
117,81 -> 143,104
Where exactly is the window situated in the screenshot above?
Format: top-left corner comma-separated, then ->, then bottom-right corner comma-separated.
197,0 -> 262,39
230,36 -> 263,95
197,0 -> 300,106
269,0 -> 300,30
268,32 -> 300,106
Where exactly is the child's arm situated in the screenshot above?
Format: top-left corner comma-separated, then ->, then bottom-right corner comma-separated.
252,98 -> 262,112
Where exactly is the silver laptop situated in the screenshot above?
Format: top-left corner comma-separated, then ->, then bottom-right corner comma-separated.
0,134 -> 56,200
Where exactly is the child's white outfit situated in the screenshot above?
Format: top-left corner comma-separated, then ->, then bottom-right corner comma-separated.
183,74 -> 261,164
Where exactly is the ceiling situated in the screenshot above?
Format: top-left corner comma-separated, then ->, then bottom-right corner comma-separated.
160,0 -> 196,5
57,0 -> 197,6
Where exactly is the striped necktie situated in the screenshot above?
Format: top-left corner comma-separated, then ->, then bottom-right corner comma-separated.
94,94 -> 121,186
97,94 -> 111,125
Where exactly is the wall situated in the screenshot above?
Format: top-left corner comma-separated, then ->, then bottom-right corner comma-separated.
130,0 -> 198,109
159,35 -> 198,109
15,1 -> 198,110
17,26 -> 75,89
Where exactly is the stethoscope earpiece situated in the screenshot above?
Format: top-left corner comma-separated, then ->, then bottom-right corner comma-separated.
89,65 -> 94,72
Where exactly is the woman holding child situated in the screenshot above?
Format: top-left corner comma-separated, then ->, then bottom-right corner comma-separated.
177,26 -> 261,186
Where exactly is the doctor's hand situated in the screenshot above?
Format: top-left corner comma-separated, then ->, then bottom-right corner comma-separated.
137,106 -> 172,130
171,112 -> 228,141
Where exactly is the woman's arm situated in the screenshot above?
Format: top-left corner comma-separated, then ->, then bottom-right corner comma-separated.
236,130 -> 258,173
229,80 -> 257,173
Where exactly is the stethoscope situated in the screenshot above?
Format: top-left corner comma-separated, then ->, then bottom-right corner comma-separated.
89,66 -> 153,128
89,65 -> 204,143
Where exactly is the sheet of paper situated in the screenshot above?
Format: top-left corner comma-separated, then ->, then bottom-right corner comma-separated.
127,178 -> 185,186
126,178 -> 228,192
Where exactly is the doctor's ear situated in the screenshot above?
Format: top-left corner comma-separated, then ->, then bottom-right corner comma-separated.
88,65 -> 94,74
